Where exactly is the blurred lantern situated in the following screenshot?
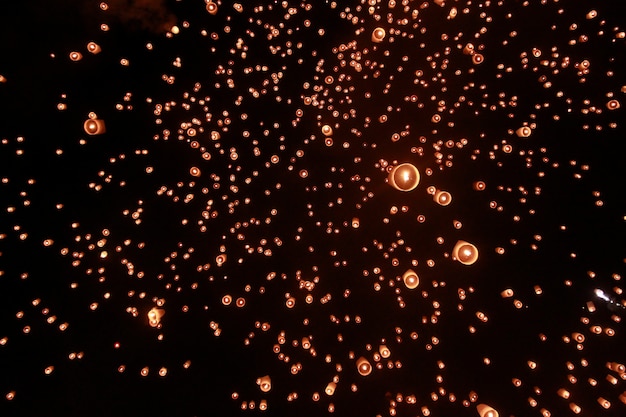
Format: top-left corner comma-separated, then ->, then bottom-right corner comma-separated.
434,190 -> 452,206
452,240 -> 479,265
356,357 -> 372,376
256,375 -> 272,392
84,117 -> 106,135
371,27 -> 386,43
388,163 -> 420,191
87,42 -> 101,54
516,126 -> 532,137
402,269 -> 420,289
147,307 -> 165,327
477,404 -> 499,417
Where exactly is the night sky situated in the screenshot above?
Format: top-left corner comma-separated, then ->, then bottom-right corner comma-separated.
1,1 -> 626,416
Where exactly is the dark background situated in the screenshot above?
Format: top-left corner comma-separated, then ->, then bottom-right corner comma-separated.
0,1 -> 625,416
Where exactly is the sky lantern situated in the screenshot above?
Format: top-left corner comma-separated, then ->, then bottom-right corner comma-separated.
402,269 -> 419,289
371,27 -> 386,43
257,375 -> 272,392
356,357 -> 372,376
84,116 -> 106,135
477,404 -> 499,417
147,308 -> 165,327
388,163 -> 420,191
453,241 -> 479,265
434,190 -> 452,206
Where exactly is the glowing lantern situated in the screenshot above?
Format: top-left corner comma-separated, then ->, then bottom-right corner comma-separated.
84,118 -> 106,135
351,217 -> 360,228
402,269 -> 419,289
147,307 -> 165,327
371,27 -> 386,43
379,345 -> 391,358
476,404 -> 499,417
434,190 -> 452,206
472,53 -> 484,65
257,375 -> 272,392
516,126 -> 532,137
356,357 -> 372,376
69,51 -> 83,61
321,124 -> 333,136
87,42 -> 101,54
206,1 -> 218,15
325,382 -> 336,395
452,240 -> 479,265
388,163 -> 420,192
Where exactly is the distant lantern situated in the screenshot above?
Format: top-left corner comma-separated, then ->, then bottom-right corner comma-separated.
477,404 -> 499,417
516,126 -> 532,137
256,375 -> 272,392
83,117 -> 106,135
371,27 -> 386,43
472,53 -> 484,65
356,357 -> 372,376
321,124 -> 333,136
87,42 -> 101,54
388,163 -> 420,192
402,269 -> 419,289
69,51 -> 83,61
325,382 -> 336,396
147,307 -> 165,327
452,240 -> 479,265
434,190 -> 452,206
379,345 -> 391,358
206,1 -> 218,15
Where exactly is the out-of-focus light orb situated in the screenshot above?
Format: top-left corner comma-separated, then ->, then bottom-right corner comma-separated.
516,126 -> 532,137
473,181 -> 486,191
206,1 -> 218,15
472,53 -> 484,65
69,51 -> 83,61
87,42 -> 101,54
452,240 -> 479,265
388,163 -> 420,192
256,375 -> 272,392
83,118 -> 106,135
148,307 -> 165,327
356,357 -> 372,376
325,382 -> 336,396
402,269 -> 420,289
379,345 -> 391,358
477,404 -> 499,417
371,27 -> 386,43
434,190 -> 452,206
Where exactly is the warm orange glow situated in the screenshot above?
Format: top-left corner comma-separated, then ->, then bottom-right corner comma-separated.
476,404 -> 499,417
356,356 -> 372,376
148,307 -> 165,327
516,126 -> 532,137
83,118 -> 106,135
371,27 -> 386,43
388,163 -> 420,192
434,190 -> 452,206
257,375 -> 272,392
206,1 -> 218,15
402,269 -> 419,289
452,241 -> 479,265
